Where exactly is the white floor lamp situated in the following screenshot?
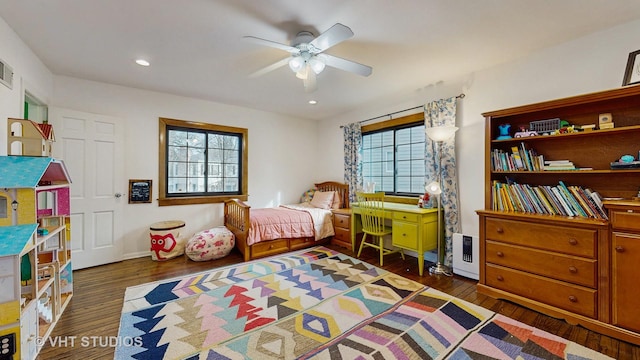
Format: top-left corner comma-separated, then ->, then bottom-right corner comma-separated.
425,125 -> 459,276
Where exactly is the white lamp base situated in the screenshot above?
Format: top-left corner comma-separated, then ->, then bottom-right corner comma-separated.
429,263 -> 452,276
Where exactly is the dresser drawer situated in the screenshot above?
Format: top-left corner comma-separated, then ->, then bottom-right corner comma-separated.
610,210 -> 640,232
485,264 -> 597,318
392,221 -> 418,250
486,241 -> 597,288
485,217 -> 596,258
333,213 -> 351,230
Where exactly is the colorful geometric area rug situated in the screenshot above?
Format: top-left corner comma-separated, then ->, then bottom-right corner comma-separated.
116,246 -> 611,359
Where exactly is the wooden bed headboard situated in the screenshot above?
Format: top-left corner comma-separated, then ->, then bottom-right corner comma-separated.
315,181 -> 350,209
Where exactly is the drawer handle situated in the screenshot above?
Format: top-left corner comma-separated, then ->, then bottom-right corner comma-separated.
568,295 -> 577,303
402,215 -> 407,219
496,275 -> 504,281
269,245 -> 274,249
496,227 -> 504,234
568,266 -> 577,273
496,251 -> 504,257
615,245 -> 625,253
568,238 -> 578,245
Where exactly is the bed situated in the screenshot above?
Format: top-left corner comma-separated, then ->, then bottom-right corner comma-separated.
224,181 -> 349,261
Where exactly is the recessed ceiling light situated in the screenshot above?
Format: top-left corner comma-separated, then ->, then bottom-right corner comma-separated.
308,100 -> 317,105
135,59 -> 150,66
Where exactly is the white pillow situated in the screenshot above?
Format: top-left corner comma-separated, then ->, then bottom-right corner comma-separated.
310,191 -> 335,210
332,191 -> 342,209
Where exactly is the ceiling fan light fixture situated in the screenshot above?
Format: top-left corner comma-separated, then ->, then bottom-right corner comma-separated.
308,57 -> 325,74
295,65 -> 308,79
288,56 -> 305,73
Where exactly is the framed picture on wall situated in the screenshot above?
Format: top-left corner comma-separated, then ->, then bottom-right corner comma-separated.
129,179 -> 152,203
622,49 -> 640,86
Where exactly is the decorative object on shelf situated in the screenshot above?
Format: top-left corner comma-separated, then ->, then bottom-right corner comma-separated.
622,49 -> 640,86
529,118 -> 563,135
496,123 -> 512,140
599,112 -> 614,130
513,126 -> 538,138
425,124 -> 459,276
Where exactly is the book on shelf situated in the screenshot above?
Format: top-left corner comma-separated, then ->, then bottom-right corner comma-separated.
543,159 -> 576,171
490,180 -> 607,219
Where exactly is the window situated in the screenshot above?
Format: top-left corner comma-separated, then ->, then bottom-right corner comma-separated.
158,118 -> 248,206
361,114 -> 426,196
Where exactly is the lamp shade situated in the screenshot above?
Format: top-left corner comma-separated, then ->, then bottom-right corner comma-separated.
308,57 -> 325,74
425,181 -> 442,195
288,56 -> 305,73
425,126 -> 459,142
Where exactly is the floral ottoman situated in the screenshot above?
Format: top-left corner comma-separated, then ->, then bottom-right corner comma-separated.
185,226 -> 235,261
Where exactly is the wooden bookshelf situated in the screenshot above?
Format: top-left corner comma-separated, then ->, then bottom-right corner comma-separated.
478,84 -> 640,345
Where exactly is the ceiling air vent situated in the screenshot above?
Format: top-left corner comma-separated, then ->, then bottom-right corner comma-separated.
0,58 -> 14,89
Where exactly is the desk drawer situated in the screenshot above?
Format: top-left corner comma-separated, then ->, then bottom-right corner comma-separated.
486,241 -> 597,288
393,212 -> 419,223
392,221 -> 418,250
485,217 -> 596,258
485,264 -> 596,318
333,213 -> 351,230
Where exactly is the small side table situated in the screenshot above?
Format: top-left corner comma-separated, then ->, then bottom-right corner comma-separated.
331,208 -> 361,251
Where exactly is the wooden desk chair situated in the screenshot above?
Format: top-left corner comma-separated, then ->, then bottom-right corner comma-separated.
356,192 -> 404,266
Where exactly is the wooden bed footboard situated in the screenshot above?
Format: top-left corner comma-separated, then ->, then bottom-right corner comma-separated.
224,181 -> 349,262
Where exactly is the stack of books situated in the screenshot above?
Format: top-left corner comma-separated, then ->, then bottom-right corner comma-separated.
543,160 -> 576,171
491,180 -> 608,219
491,142 -> 544,171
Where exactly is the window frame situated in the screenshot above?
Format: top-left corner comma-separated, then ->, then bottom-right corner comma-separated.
158,117 -> 248,206
361,112 -> 426,197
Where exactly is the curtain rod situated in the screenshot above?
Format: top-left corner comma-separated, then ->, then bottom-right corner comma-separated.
340,93 -> 465,128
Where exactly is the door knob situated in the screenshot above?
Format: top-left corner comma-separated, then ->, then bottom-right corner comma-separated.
114,193 -> 123,198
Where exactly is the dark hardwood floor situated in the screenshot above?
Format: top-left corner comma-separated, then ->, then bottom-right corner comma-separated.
39,244 -> 640,359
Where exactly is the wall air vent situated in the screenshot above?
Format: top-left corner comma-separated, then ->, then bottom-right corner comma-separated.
0,58 -> 14,89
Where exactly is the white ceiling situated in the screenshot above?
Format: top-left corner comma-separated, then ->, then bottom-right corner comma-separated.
2,0 -> 640,121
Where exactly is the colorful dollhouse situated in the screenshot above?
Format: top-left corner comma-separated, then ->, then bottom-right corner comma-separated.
0,156 -> 72,359
7,118 -> 55,157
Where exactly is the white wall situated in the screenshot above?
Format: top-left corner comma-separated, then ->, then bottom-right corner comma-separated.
317,19 -> 640,238
0,16 -> 53,152
52,76 -> 322,257
4,11 -> 640,258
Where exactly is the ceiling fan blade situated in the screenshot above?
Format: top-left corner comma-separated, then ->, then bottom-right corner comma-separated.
309,23 -> 353,53
249,57 -> 290,78
303,65 -> 317,93
320,54 -> 372,77
243,36 -> 299,54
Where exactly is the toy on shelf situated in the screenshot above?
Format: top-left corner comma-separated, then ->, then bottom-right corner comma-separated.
514,126 -> 538,138
496,123 -> 512,140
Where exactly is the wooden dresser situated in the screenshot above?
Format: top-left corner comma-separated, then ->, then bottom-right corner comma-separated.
478,85 -> 640,345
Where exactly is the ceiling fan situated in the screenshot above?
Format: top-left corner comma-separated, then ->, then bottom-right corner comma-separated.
245,23 -> 372,92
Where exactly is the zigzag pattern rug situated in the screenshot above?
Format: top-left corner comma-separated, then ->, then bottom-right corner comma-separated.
116,246 -> 612,359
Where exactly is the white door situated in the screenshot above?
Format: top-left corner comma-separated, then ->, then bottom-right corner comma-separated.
50,108 -> 125,269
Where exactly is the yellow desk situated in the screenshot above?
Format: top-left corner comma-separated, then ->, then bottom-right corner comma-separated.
350,202 -> 440,276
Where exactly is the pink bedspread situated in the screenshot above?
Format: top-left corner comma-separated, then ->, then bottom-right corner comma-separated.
247,206 -> 315,245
